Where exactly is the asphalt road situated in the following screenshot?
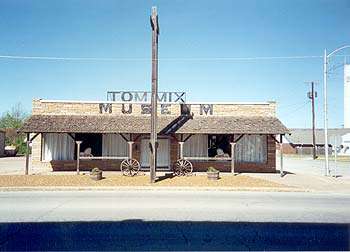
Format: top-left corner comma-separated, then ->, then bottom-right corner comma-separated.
1,190 -> 349,250
1,190 -> 350,223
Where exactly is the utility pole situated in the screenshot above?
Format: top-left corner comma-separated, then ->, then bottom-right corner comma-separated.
150,6 -> 159,183
306,81 -> 318,159
323,49 -> 330,176
323,45 -> 350,177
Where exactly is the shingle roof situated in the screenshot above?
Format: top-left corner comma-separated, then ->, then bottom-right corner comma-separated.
285,128 -> 350,145
177,116 -> 289,134
20,115 -> 289,134
20,115 -> 175,134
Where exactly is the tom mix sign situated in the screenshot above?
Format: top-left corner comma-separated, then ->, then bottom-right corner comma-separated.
100,91 -> 213,115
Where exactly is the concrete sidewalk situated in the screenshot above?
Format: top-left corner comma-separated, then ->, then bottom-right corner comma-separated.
247,172 -> 350,193
277,155 -> 350,178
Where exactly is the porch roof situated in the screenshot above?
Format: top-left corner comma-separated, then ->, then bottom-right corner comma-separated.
176,116 -> 289,134
20,115 -> 289,135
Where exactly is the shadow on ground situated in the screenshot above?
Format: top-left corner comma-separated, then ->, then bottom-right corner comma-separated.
0,220 -> 349,251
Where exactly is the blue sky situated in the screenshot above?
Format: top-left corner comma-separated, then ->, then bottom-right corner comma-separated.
0,0 -> 349,128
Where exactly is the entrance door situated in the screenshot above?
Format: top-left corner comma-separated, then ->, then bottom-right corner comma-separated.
140,138 -> 170,170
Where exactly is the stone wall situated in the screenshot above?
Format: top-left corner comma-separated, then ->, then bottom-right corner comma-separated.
32,99 -> 276,117
31,133 -> 42,162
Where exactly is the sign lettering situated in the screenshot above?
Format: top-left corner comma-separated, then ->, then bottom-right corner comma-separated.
97,102 -> 214,116
107,91 -> 186,103
122,104 -> 132,114
200,104 -> 213,115
141,104 -> 152,114
172,92 -> 186,103
121,92 -> 133,102
161,104 -> 171,114
99,103 -> 112,114
135,92 -> 148,102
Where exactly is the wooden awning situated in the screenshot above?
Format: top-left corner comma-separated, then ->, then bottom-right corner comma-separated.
20,115 -> 289,135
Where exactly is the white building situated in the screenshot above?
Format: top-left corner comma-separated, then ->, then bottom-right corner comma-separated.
341,64 -> 350,155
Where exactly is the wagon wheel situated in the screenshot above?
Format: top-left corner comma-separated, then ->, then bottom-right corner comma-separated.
173,159 -> 193,176
120,159 -> 140,176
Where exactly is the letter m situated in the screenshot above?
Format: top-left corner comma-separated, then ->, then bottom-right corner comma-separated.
99,103 -> 112,114
200,104 -> 213,115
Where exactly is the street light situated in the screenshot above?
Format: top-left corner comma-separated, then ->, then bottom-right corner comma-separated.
323,45 -> 350,176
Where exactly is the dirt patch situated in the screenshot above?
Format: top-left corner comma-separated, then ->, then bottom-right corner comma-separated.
0,174 -> 286,188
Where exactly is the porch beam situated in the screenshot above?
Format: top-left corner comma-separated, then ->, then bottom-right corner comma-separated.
25,133 -> 30,175
119,133 -> 129,142
133,134 -> 142,142
234,134 -> 244,143
29,133 -> 40,142
67,133 -> 75,141
183,134 -> 194,143
230,142 -> 236,174
76,141 -> 82,175
128,141 -> 134,159
179,142 -> 184,159
269,134 -> 280,143
280,134 -> 284,177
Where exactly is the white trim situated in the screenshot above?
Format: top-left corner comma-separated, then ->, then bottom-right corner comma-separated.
36,99 -> 273,105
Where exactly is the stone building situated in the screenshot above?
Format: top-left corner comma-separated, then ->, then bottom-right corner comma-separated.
20,98 -> 288,173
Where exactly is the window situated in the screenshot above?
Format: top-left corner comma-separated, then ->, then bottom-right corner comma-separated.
235,135 -> 267,163
181,134 -> 267,163
43,133 -> 75,161
183,134 -> 208,157
102,134 -> 128,157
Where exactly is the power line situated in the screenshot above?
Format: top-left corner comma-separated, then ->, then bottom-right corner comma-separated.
278,101 -> 306,109
278,101 -> 310,117
0,54 -> 349,62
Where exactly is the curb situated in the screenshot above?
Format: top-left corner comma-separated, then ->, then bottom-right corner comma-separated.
0,186 -> 308,193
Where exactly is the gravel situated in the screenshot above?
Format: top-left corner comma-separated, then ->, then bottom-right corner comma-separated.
0,174 -> 285,188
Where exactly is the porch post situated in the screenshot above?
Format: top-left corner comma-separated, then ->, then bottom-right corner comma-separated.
280,135 -> 284,177
230,142 -> 236,174
128,141 -> 134,159
179,141 -> 184,159
76,141 -> 82,175
25,133 -> 30,175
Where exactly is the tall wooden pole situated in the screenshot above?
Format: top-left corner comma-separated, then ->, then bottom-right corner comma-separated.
307,81 -> 317,159
311,82 -> 317,159
150,6 -> 159,183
